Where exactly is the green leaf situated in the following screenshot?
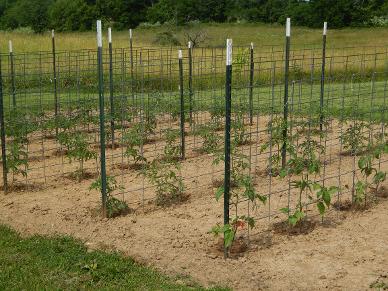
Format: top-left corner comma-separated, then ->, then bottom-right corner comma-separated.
358,157 -> 366,170
322,191 -> 331,206
373,171 -> 386,184
280,207 -> 290,214
244,216 -> 255,229
294,210 -> 305,220
215,186 -> 224,201
257,194 -> 267,204
279,168 -> 288,178
288,216 -> 298,226
224,225 -> 235,248
317,201 -> 325,216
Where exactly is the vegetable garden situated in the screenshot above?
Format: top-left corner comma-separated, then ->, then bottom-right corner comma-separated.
0,20 -> 387,259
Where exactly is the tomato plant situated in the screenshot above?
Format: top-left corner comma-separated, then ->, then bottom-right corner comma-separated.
57,132 -> 97,181
90,176 -> 129,218
142,159 -> 185,206
211,147 -> 266,251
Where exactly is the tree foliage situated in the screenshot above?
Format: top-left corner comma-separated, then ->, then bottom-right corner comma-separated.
0,0 -> 386,33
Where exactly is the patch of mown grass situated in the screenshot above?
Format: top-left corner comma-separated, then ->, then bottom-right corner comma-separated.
0,225 -> 229,290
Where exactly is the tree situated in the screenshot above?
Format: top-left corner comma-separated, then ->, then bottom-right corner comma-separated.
48,0 -> 95,31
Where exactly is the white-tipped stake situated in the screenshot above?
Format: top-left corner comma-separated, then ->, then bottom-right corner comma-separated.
323,22 -> 327,35
108,27 -> 112,43
97,20 -> 102,48
8,40 -> 12,53
51,29 -> 55,38
188,41 -> 192,49
178,49 -> 183,59
250,42 -> 254,50
226,39 -> 233,66
286,18 -> 291,37
129,29 -> 133,40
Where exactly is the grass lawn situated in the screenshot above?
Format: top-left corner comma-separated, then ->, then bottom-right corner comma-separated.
0,224 -> 228,290
4,80 -> 387,123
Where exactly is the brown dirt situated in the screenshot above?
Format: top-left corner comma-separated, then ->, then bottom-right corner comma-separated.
0,179 -> 388,290
0,116 -> 387,290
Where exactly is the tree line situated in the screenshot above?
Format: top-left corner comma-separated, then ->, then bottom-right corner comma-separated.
0,0 -> 386,33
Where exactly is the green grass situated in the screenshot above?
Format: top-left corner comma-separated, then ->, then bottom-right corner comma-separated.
4,79 -> 387,123
0,224 -> 228,290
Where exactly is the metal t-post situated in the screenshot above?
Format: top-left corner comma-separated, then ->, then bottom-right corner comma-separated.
97,20 -> 107,217
178,50 -> 185,160
282,18 -> 291,169
224,39 -> 233,259
320,22 -> 327,132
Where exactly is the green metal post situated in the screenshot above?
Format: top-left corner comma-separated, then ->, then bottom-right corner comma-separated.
52,30 -> 58,135
188,41 -> 193,124
224,39 -> 233,259
0,55 -> 7,193
129,29 -> 134,107
108,28 -> 115,149
9,41 -> 16,108
249,42 -> 254,125
282,18 -> 291,169
97,20 -> 107,217
320,22 -> 327,132
178,50 -> 185,160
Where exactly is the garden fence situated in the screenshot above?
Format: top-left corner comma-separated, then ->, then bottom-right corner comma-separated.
0,21 -> 387,257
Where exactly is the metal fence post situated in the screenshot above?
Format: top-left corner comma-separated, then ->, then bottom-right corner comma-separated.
178,50 -> 185,160
97,20 -> 107,217
0,55 -> 7,193
9,41 -> 16,108
224,39 -> 233,259
282,18 -> 291,168
108,27 -> 115,149
129,29 -> 134,106
320,22 -> 327,132
52,30 -> 59,135
249,42 -> 254,125
188,41 -> 193,125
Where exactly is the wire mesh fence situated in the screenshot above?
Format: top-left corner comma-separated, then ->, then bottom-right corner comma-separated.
0,32 -> 387,257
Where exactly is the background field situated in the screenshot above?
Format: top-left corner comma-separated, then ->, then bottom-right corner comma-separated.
1,23 -> 388,53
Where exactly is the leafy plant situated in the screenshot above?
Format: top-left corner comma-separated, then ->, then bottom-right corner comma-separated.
260,117 -> 296,176
211,148 -> 266,251
194,123 -> 221,154
353,144 -> 387,206
58,132 -> 97,181
209,99 -> 225,130
6,139 -> 28,184
142,159 -> 185,206
340,122 -> 370,155
231,112 -> 249,146
90,176 -> 129,218
312,184 -> 338,218
279,139 -> 328,227
122,124 -> 147,167
162,129 -> 181,162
